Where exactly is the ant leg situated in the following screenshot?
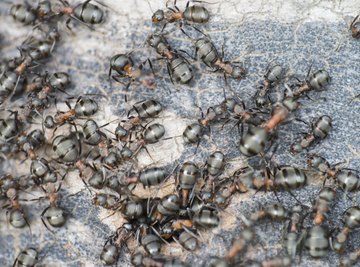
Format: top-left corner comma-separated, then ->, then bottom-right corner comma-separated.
54,86 -> 72,96
172,236 -> 188,250
71,122 -> 82,156
192,0 -> 215,3
166,63 -> 174,84
220,118 -> 231,130
65,18 -> 76,35
239,122 -> 244,137
12,256 -> 19,267
139,58 -> 155,76
293,117 -> 310,126
50,38 -> 57,54
92,0 -> 117,12
350,92 -> 360,103
52,124 -> 60,137
81,176 -> 93,195
133,144 -> 155,163
350,15 -> 359,29
180,26 -> 192,39
306,63 -> 313,80
272,189 -> 282,205
69,15 -> 95,31
124,82 -> 131,102
196,105 -> 204,119
223,73 -> 229,89
161,23 -> 168,33
8,75 -> 22,101
24,0 -> 32,7
143,146 -> 155,163
146,196 -> 155,216
322,175 -> 329,187
151,226 -> 170,245
178,49 -> 195,61
111,74 -> 126,84
64,100 -> 72,110
147,59 -> 156,76
138,60 -> 147,71
23,211 -> 32,236
194,139 -> 201,155
166,0 -> 174,8
100,210 -> 117,221
221,42 -> 225,60
41,207 -> 54,233
174,0 -> 181,11
288,191 -> 304,206
59,0 -> 70,6
191,24 -> 208,37
333,160 -> 346,170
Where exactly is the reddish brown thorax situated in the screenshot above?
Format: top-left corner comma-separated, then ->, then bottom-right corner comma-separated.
236,181 -> 248,193
214,59 -> 233,74
180,188 -> 189,207
241,112 -> 252,122
164,49 -> 174,60
49,191 -> 58,207
6,188 -> 18,200
293,83 -> 310,96
131,116 -> 141,125
61,6 -> 73,15
351,20 -> 360,38
352,29 -> 360,38
28,149 -> 36,161
11,198 -> 21,209
38,86 -> 51,100
98,140 -> 110,156
314,214 -> 325,225
114,227 -> 132,245
54,109 -> 75,123
265,105 -> 289,130
225,237 -> 246,260
15,62 -> 27,75
7,188 -> 20,209
290,222 -> 298,233
123,64 -> 133,75
336,227 -> 350,245
169,12 -> 183,21
75,160 -> 94,179
199,118 -> 210,127
327,169 -> 337,177
171,219 -> 193,230
25,83 -> 41,92
127,175 -> 139,184
142,258 -> 163,267
253,176 -> 273,191
301,134 -> 315,147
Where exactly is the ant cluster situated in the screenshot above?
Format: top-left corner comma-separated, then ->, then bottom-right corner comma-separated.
1,0 -> 360,266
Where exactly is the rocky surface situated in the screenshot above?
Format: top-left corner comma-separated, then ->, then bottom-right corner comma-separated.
1,0 -> 360,266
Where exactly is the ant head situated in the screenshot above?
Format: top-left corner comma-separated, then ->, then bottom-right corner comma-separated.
110,54 -> 132,75
147,34 -> 166,49
351,15 -> 360,38
232,65 -> 246,80
289,142 -> 303,155
282,96 -> 299,111
37,1 -> 52,17
307,153 -> 326,169
152,10 -> 164,23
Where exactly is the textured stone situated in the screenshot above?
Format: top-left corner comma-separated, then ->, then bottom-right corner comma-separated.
1,0 -> 360,266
